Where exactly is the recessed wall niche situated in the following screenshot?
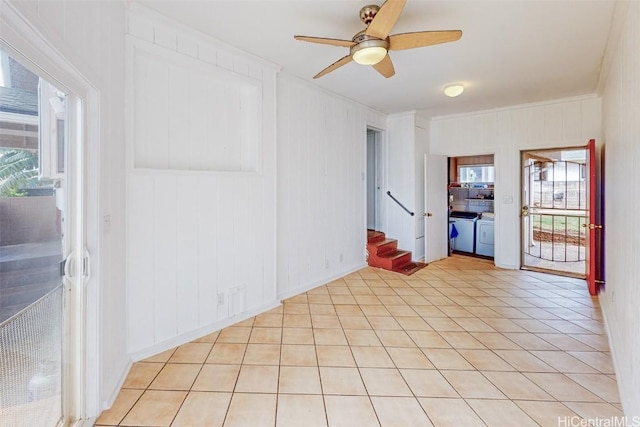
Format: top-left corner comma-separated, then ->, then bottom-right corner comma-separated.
131,41 -> 261,172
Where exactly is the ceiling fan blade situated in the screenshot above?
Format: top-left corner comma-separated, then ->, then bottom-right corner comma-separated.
389,30 -> 462,50
366,0 -> 407,39
372,54 -> 395,78
313,55 -> 353,79
294,35 -> 356,48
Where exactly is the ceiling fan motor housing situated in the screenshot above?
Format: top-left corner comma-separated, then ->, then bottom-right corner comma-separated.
359,5 -> 380,25
350,32 -> 389,65
350,34 -> 389,54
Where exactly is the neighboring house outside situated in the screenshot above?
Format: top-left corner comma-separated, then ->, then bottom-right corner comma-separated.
0,53 -> 58,245
0,52 -> 40,199
0,51 -> 38,150
0,53 -> 61,326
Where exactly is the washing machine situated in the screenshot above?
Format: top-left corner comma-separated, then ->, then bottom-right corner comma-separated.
475,217 -> 495,257
449,211 -> 478,253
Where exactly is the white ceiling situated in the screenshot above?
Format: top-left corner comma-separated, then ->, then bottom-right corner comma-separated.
137,0 -> 617,116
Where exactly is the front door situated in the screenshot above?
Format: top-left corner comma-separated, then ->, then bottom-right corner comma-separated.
424,154 -> 448,263
520,143 -> 600,293
585,139 -> 600,295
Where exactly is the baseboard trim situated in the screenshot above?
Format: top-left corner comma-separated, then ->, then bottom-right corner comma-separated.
128,299 -> 281,363
99,358 -> 134,413
277,263 -> 368,301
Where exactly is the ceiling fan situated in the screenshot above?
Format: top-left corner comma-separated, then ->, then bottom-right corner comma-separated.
294,0 -> 462,79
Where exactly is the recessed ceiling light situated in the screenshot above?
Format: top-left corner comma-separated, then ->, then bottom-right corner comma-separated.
444,84 -> 464,97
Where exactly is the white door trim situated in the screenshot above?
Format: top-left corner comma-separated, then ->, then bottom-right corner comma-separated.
366,126 -> 386,232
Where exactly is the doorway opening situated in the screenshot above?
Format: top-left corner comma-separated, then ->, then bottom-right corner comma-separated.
521,147 -> 588,277
366,128 -> 383,232
447,155 -> 495,259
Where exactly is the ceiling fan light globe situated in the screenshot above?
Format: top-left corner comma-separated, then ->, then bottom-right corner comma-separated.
444,84 -> 464,97
353,46 -> 387,65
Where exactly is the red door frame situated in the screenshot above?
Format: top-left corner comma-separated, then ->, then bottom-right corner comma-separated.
587,139 -> 598,295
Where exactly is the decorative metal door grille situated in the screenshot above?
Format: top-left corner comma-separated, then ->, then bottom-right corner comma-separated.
522,156 -> 588,276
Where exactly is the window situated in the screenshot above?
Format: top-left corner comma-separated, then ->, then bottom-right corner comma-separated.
458,165 -> 494,183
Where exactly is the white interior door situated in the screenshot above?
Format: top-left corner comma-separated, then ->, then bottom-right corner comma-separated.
424,154 -> 448,263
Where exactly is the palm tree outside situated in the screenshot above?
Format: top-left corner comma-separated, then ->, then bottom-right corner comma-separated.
0,148 -> 40,197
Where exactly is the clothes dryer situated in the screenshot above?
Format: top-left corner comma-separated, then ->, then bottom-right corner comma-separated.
475,217 -> 495,257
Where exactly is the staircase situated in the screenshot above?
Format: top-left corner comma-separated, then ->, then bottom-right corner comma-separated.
367,230 -> 426,276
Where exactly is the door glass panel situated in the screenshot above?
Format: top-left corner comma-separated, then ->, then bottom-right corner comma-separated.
521,148 -> 587,277
0,49 -> 65,426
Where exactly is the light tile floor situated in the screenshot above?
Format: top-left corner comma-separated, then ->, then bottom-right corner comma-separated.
96,255 -> 623,427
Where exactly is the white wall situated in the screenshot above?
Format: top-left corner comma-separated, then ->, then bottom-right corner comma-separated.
600,1 -> 640,417
125,6 -> 279,359
430,96 -> 602,269
2,0 -> 128,417
385,113 -> 419,255
276,75 -> 386,298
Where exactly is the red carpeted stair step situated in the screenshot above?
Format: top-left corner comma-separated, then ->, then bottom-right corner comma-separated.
392,261 -> 427,275
368,238 -> 398,257
367,230 -> 386,244
366,229 -> 427,276
370,250 -> 412,270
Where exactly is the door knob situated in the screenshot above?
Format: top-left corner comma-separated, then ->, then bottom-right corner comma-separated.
582,223 -> 603,229
423,212 -> 433,217
521,205 -> 529,217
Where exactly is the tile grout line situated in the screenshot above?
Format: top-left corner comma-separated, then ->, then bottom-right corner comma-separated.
361,272 -> 441,427
103,258 -> 620,426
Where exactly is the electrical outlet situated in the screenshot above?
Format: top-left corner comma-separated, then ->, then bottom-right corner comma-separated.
217,294 -> 225,305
